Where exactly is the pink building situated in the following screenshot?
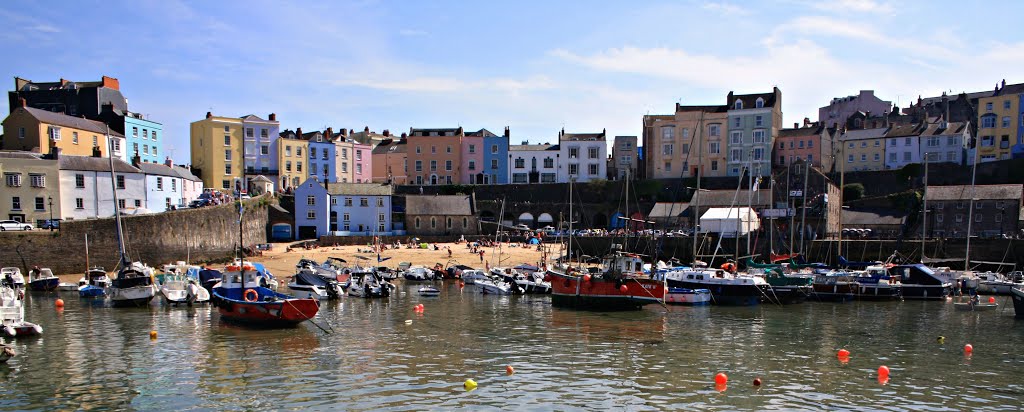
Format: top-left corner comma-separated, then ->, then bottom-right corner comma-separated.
461,129 -> 496,184
774,120 -> 835,170
332,127 -> 378,183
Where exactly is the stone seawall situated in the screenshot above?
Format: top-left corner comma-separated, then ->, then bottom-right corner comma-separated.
0,197 -> 269,275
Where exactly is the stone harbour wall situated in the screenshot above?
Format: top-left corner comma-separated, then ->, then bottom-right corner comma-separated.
0,197 -> 269,275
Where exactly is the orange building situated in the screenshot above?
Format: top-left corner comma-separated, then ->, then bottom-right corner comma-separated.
406,127 -> 463,185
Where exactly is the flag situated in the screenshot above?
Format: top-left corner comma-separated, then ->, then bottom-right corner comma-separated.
237,200 -> 244,223
752,176 -> 762,191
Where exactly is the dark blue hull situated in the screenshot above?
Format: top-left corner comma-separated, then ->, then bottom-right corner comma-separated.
900,284 -> 951,300
29,278 -> 59,291
78,285 -> 106,298
667,279 -> 765,306
1011,288 -> 1024,318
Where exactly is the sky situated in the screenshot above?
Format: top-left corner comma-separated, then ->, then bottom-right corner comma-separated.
2,0 -> 1022,164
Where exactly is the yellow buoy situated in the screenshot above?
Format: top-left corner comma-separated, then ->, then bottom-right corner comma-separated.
464,378 -> 477,390
149,330 -> 158,340
937,336 -> 945,344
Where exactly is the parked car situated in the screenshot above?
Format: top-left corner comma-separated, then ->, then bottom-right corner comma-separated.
40,219 -> 62,230
0,220 -> 34,231
189,199 -> 211,208
514,224 -> 530,230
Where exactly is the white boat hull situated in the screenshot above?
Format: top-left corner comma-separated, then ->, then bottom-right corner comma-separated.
109,285 -> 157,307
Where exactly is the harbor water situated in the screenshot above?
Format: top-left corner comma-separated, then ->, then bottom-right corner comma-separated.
2,283 -> 1023,411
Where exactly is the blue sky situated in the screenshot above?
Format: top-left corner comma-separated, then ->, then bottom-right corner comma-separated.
2,0 -> 1021,163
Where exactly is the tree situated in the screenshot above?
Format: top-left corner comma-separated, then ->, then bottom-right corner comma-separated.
842,183 -> 865,201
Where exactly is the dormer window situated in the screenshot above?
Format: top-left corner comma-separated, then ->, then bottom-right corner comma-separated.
755,97 -> 764,108
734,100 -> 743,110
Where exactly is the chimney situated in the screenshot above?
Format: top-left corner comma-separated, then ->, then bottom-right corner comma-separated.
164,156 -> 173,168
1002,79 -> 1007,89
364,126 -> 370,133
19,97 -> 26,108
457,126 -> 463,135
944,94 -> 951,123
803,117 -> 810,127
794,123 -> 799,129
296,127 -> 303,136
340,128 -> 348,136
47,146 -> 61,160
383,129 -> 390,137
522,140 -> 529,145
401,132 -> 407,138
206,111 -> 212,119
60,78 -> 67,86
101,76 -> 120,91
131,153 -> 142,168
326,127 -> 333,139
602,128 -> 606,136
92,146 -> 102,158
269,113 -> 277,121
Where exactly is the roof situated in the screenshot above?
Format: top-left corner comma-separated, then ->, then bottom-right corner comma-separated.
464,128 -> 498,137
648,202 -> 690,218
693,189 -> 772,207
173,165 -> 201,181
239,114 -> 275,123
326,183 -> 393,196
842,208 -> 905,226
677,104 -> 729,113
136,162 -> 179,177
410,128 -> 463,137
405,195 -> 474,215
58,155 -> 140,173
251,175 -> 274,183
10,107 -> 125,137
778,125 -> 826,138
729,89 -> 779,109
0,151 -> 44,160
884,123 -> 925,138
924,184 -> 1023,201
372,139 -> 407,155
921,121 -> 968,136
561,131 -> 605,141
700,207 -> 758,220
510,144 -> 558,151
839,127 -> 889,141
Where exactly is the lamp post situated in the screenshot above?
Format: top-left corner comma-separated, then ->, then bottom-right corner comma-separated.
47,196 -> 53,231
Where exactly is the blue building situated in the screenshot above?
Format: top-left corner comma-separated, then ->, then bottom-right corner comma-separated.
124,111 -> 163,164
293,176 -> 394,239
483,126 -> 510,184
303,128 -> 337,183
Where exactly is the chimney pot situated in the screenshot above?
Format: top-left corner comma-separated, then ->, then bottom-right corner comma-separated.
401,132 -> 407,138
206,111 -> 212,119
92,146 -> 102,158
296,127 -> 303,136
326,127 -> 333,138
383,129 -> 390,137
19,97 -> 26,108
165,156 -> 173,167
268,113 -> 276,121
364,126 -> 370,133
794,123 -> 799,128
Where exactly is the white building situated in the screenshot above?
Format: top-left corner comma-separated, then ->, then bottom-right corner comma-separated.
58,154 -> 146,220
173,164 -> 204,205
294,177 -> 394,239
136,159 -> 204,212
508,142 -> 559,184
920,121 -> 970,165
883,123 -> 923,170
557,129 -> 607,183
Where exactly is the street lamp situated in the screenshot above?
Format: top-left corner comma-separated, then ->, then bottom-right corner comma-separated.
47,196 -> 53,231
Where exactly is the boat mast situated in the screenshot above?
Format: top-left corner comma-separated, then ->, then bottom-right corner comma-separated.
106,127 -> 129,270
921,153 -> 928,263
768,178 -> 774,257
799,160 -> 810,256
692,111 -> 705,265
239,131 -> 245,283
838,141 -> 845,265
85,233 -> 90,269
964,134 -> 980,271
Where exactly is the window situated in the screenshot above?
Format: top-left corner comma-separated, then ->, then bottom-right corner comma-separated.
29,174 -> 45,188
515,158 -> 525,169
222,180 -> 231,189
663,144 -> 674,155
246,128 -> 254,138
307,210 -> 316,220
936,214 -> 943,223
1004,100 -> 1012,110
981,136 -> 994,147
261,129 -> 268,139
848,154 -> 854,163
1002,117 -> 1011,128
296,147 -> 302,157
947,152 -> 956,161
446,217 -> 452,229
468,160 -> 476,171
861,142 -> 867,148
709,124 -> 720,137
446,145 -> 452,154
957,202 -> 964,209
34,197 -> 44,211
306,195 -> 315,206
589,164 -> 599,175
889,153 -> 897,163
143,130 -> 148,139
156,177 -> 164,190
755,98 -> 764,108
431,218 -> 437,229
72,131 -> 79,144
225,164 -> 232,175
710,160 -> 718,171
753,148 -> 763,160
379,213 -> 386,222
376,197 -> 385,207
903,152 -> 911,161
753,130 -> 765,143
860,154 -> 866,161
356,164 -> 363,174
568,164 -> 579,175
995,213 -> 1002,223
807,154 -> 813,163
733,117 -> 741,128
730,149 -> 742,161
755,115 -> 763,127
224,135 -> 231,146
904,138 -> 911,146
468,144 -> 476,154
133,199 -> 141,208
416,146 -> 421,154
430,160 -> 437,171
322,150 -> 328,160
11,197 -> 20,210
48,126 -> 61,141
18,127 -> 25,139
927,137 -> 939,147
261,145 -> 269,155
890,139 -> 897,146
512,173 -> 528,183
116,175 -> 125,189
445,160 -> 453,171
491,145 -> 498,154
143,145 -> 149,155
543,158 -> 554,168
153,146 -> 157,156
955,214 -> 963,223
985,102 -> 993,112
117,199 -> 126,209
730,131 -> 742,144
431,146 -> 436,154
779,156 -> 785,165
588,147 -> 599,159
709,142 -> 720,154
360,198 -> 369,207
310,147 -> 317,158
152,131 -> 158,140
225,149 -> 232,161
975,214 -> 982,223
734,100 -> 743,110
981,116 -> 996,128
661,127 -> 674,140
682,144 -> 689,154
75,198 -> 84,209
492,159 -> 499,169
344,197 -> 353,206
415,160 -> 423,172
171,180 -> 176,192
415,217 -> 421,228
874,153 -> 880,161
569,147 -> 579,158
342,213 -> 351,222
664,161 -> 672,172
285,161 -> 292,172
93,136 -> 98,146
75,174 -> 85,188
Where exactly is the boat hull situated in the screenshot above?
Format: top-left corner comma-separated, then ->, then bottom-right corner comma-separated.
667,280 -> 764,306
665,288 -> 711,306
953,302 -> 998,311
900,284 -> 951,300
28,278 -> 59,291
214,286 -> 320,328
811,283 -> 857,302
764,285 -> 811,304
109,285 -> 156,307
1012,288 -> 1024,318
78,285 -> 106,298
854,284 -> 902,301
1,322 -> 43,338
550,271 -> 665,311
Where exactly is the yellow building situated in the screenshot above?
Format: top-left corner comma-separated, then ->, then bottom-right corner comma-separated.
642,104 -> 730,178
1,101 -> 121,157
190,112 -> 243,191
837,127 -> 888,172
976,84 -> 1022,162
0,151 -> 60,225
276,129 -> 308,191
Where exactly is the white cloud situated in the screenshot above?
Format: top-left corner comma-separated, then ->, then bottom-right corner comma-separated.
765,15 -> 955,60
31,24 -> 59,33
702,2 -> 749,15
812,0 -> 894,14
398,29 -> 428,37
334,74 -> 556,94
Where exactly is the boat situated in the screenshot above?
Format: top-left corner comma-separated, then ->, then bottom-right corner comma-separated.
953,296 -> 999,311
810,271 -> 858,302
853,265 -> 901,300
665,288 -> 711,305
27,267 -> 59,291
476,276 -> 520,295
1,279 -> 43,338
975,271 -> 1023,295
460,270 -> 489,285
491,267 -> 551,294
212,263 -> 321,328
345,271 -> 393,298
663,266 -> 767,306
288,269 -> 343,300
418,285 -> 441,296
58,283 -> 78,292
78,267 -> 110,298
888,264 -> 952,300
104,135 -> 157,308
402,266 -> 434,281
744,260 -> 812,304
1011,286 -> 1024,318
159,273 -> 210,305
1,268 -> 25,290
157,261 -> 200,284
0,343 -> 14,363
550,249 -> 667,310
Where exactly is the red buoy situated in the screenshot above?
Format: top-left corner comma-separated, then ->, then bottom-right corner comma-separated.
714,372 -> 728,385
619,285 -> 629,293
988,296 -> 995,304
837,349 -> 850,358
964,343 -> 973,354
877,365 -> 890,378
753,377 -> 762,386
55,298 -> 65,308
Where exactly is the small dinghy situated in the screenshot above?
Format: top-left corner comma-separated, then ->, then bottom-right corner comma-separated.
58,283 -> 78,292
418,286 -> 441,297
1,282 -> 43,338
954,296 -> 999,311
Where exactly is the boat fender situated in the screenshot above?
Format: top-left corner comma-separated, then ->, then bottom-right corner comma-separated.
243,288 -> 259,302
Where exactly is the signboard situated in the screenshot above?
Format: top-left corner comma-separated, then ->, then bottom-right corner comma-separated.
762,208 -> 794,218
789,190 -> 803,197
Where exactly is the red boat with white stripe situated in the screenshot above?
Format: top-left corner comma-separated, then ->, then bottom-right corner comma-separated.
546,250 -> 666,311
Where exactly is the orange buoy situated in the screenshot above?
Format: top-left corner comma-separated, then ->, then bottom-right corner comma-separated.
988,296 -> 995,303
878,376 -> 889,385
714,372 -> 728,385
714,383 -> 727,393
506,365 -> 515,375
877,365 -> 890,378
753,377 -> 762,386
837,349 -> 850,358
55,298 -> 65,308
149,330 -> 157,340
964,343 -> 973,354
619,285 -> 629,293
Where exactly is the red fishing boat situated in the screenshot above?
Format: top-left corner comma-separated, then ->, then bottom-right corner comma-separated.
212,263 -> 320,328
546,249 -> 666,311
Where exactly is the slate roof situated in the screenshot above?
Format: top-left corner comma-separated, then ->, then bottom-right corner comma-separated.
239,114 -> 272,122
410,128 -> 463,137
326,182 -> 393,196
884,123 -> 926,137
921,121 -> 968,136
58,155 -> 140,173
10,107 -> 125,137
924,184 -> 1023,201
371,139 -> 407,155
842,208 -> 906,226
838,127 -> 889,141
778,124 -> 826,138
251,175 -> 273,183
173,166 -> 201,181
510,144 -> 558,151
648,202 -> 690,218
464,128 -> 498,137
677,104 -> 729,113
0,151 -> 43,160
728,89 -> 778,109
136,162 -> 179,177
693,189 -> 772,207
405,195 -> 474,215
561,132 -> 605,141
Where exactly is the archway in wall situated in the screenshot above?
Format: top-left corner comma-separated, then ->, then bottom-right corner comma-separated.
592,213 -> 608,229
537,213 -> 554,228
479,210 -> 496,222
517,212 -> 535,228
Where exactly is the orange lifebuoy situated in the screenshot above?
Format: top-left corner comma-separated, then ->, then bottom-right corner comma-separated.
227,265 -> 241,272
243,288 -> 259,302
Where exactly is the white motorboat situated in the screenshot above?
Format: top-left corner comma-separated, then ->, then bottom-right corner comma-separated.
58,283 -> 78,292
159,274 -> 209,305
27,267 -> 59,291
666,288 -> 712,305
1,282 -> 43,338
1,268 -> 25,290
288,268 -> 343,300
402,266 -> 433,281
975,271 -> 1023,295
461,270 -> 489,285
476,276 -> 521,295
346,272 -> 393,298
492,267 -> 551,294
418,286 -> 441,297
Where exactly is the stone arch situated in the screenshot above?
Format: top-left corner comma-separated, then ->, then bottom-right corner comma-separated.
592,213 -> 608,229
537,213 -> 554,228
517,212 -> 535,227
479,210 -> 496,222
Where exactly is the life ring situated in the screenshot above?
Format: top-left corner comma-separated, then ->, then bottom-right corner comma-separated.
227,265 -> 241,272
243,288 -> 259,302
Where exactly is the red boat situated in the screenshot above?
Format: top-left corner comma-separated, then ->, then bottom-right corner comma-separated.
212,264 -> 320,328
770,253 -> 800,263
546,251 -> 666,310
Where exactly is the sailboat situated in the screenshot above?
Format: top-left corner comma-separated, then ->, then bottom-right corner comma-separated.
212,146 -> 320,327
106,134 -> 158,308
545,174 -> 666,310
